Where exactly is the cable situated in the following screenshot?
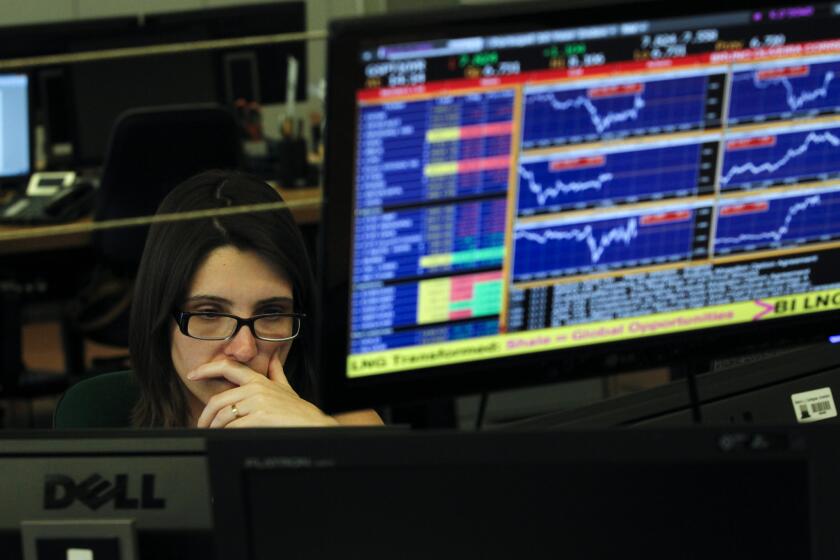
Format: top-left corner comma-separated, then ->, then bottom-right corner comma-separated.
26,397 -> 35,428
0,197 -> 321,243
475,392 -> 489,431
672,360 -> 708,424
0,30 -> 327,71
686,367 -> 702,424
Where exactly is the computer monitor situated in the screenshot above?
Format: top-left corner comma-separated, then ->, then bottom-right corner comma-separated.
319,0 -> 840,411
0,17 -> 140,169
0,3 -> 306,168
0,74 -> 31,182
209,427 -> 840,559
0,431 -> 212,560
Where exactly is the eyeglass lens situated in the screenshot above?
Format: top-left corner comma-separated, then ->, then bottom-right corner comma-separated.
187,314 -> 298,340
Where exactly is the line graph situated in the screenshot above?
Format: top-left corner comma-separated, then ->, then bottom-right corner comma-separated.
754,69 -> 833,111
532,90 -> 646,135
728,59 -> 840,124
512,210 -> 696,280
714,190 -> 840,254
521,166 -> 615,200
522,74 -> 715,147
517,141 -> 711,214
516,218 -> 639,263
720,127 -> 840,190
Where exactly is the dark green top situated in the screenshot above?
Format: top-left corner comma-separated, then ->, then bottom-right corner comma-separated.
53,370 -> 139,429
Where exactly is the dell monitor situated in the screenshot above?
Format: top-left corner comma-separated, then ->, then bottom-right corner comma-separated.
319,0 -> 840,411
0,431 -> 213,560
0,74 -> 31,183
6,428 -> 835,559
208,427 -> 840,559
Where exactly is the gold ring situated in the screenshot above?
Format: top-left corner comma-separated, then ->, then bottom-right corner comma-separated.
231,404 -> 239,418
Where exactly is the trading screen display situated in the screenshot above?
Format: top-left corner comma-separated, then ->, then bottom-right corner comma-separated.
346,2 -> 840,378
0,74 -> 30,178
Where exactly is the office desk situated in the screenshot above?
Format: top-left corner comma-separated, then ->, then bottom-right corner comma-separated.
0,187 -> 322,257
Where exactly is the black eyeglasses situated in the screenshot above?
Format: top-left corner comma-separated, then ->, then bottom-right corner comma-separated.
172,310 -> 305,342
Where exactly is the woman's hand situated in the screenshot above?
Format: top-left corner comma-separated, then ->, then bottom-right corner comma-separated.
189,350 -> 339,428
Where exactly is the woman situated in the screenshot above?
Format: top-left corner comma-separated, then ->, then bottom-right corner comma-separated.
130,170 -> 381,428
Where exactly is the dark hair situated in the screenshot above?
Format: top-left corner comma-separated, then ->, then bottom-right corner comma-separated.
129,170 -> 318,427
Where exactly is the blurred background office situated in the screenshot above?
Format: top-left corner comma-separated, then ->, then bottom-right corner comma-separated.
5,2 -> 840,557
0,0 -> 661,431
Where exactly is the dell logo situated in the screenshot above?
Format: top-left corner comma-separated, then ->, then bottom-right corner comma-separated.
44,474 -> 166,510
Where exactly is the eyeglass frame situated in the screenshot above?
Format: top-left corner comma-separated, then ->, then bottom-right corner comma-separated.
172,310 -> 306,342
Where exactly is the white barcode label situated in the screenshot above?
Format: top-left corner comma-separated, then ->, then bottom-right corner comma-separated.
791,387 -> 837,424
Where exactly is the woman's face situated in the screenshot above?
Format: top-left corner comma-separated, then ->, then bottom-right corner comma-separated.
171,245 -> 295,416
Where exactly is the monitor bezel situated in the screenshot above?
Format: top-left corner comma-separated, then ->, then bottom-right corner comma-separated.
319,0 -> 840,411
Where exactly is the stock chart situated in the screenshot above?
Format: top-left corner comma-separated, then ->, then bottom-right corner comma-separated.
513,206 -> 709,280
521,71 -> 724,147
720,125 -> 840,190
728,58 -> 840,124
517,138 -> 717,214
714,188 -> 840,254
348,9 -> 840,363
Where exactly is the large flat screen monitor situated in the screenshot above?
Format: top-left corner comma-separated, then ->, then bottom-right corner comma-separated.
209,427 -> 840,559
0,74 -> 31,181
321,0 -> 840,411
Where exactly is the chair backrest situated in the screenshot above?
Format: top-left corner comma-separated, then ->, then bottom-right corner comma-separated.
53,370 -> 139,429
93,103 -> 243,274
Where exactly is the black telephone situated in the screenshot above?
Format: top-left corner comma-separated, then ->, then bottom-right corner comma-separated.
42,181 -> 96,218
0,181 -> 96,224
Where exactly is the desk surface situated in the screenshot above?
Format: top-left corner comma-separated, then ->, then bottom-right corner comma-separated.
0,186 -> 321,257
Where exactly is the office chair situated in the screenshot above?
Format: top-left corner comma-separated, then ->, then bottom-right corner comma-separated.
53,370 -> 138,428
94,103 -> 243,276
65,104 -> 243,372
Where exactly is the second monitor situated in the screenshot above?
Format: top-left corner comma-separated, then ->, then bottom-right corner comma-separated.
0,73 -> 31,182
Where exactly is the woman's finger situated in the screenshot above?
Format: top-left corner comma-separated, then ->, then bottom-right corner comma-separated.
187,358 -> 261,386
267,347 -> 293,389
197,383 -> 260,428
